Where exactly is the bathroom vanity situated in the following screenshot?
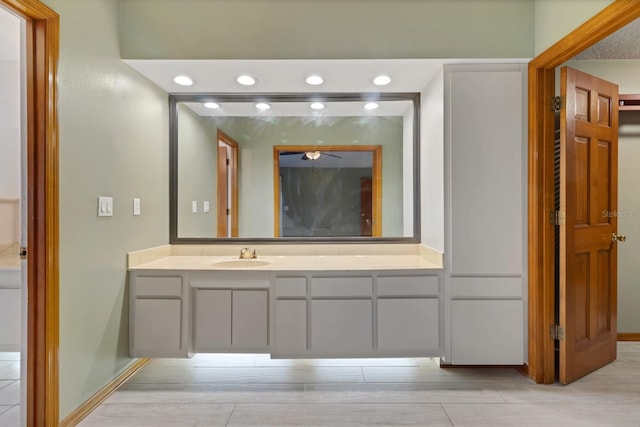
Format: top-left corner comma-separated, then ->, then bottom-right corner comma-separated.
128,244 -> 443,359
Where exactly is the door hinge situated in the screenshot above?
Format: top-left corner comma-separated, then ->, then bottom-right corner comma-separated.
19,246 -> 27,260
226,159 -> 230,165
550,210 -> 566,225
226,208 -> 230,215
551,96 -> 562,112
550,324 -> 565,341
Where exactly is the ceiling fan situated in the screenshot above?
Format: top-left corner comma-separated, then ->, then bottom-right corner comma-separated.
280,150 -> 342,160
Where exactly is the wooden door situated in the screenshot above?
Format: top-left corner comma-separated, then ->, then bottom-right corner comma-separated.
216,130 -> 239,237
216,145 -> 229,237
559,67 -> 619,384
360,177 -> 372,236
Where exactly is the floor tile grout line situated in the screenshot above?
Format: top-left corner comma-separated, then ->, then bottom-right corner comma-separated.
224,403 -> 236,427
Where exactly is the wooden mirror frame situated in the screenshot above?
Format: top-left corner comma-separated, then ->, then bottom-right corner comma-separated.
273,145 -> 382,238
528,0 -> 640,384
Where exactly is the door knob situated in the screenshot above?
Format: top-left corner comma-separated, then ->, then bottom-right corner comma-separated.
611,233 -> 627,243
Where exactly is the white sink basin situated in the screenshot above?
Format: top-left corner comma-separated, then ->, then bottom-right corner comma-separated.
211,259 -> 270,268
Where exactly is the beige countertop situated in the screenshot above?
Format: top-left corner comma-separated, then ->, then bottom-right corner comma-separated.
129,254 -> 441,271
128,244 -> 443,271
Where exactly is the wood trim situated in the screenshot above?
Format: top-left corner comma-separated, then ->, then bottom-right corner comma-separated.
273,145 -> 382,237
1,0 -> 60,425
617,333 -> 640,341
59,358 -> 150,427
273,147 -> 281,237
371,146 -> 382,237
216,130 -> 239,237
528,0 -> 640,384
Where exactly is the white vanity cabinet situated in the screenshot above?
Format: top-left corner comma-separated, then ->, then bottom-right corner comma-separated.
190,271 -> 269,353
310,277 -> 373,356
271,271 -> 441,358
128,253 -> 443,359
193,288 -> 268,352
443,63 -> 527,365
377,275 -> 440,354
129,272 -> 191,358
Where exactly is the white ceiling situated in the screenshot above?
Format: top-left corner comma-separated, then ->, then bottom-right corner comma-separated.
125,58 -> 527,117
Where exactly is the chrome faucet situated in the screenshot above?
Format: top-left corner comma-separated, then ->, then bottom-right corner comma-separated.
239,248 -> 257,259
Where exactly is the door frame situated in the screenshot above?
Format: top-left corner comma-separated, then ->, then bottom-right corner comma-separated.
1,0 -> 59,424
273,145 -> 382,237
216,130 -> 239,237
528,0 -> 640,384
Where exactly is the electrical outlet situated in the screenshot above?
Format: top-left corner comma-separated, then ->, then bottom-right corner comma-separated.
133,198 -> 141,216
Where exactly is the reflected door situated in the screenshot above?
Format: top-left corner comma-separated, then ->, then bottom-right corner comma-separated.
216,130 -> 238,237
360,177 -> 372,236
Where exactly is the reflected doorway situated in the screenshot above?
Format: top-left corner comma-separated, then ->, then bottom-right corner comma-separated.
274,145 -> 382,237
216,130 -> 239,237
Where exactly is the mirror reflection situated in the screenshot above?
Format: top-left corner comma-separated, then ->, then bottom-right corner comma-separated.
170,94 -> 419,241
275,146 -> 381,237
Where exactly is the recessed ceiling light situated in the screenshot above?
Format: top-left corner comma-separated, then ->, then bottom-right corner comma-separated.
204,102 -> 219,109
373,75 -> 391,86
305,75 -> 324,85
255,102 -> 271,111
310,102 -> 325,110
237,75 -> 257,86
364,102 -> 379,111
173,75 -> 194,86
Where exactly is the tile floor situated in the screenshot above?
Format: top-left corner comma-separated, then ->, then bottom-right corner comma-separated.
0,352 -> 20,427
77,342 -> 640,426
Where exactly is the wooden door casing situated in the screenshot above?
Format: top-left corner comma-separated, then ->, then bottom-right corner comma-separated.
360,177 -> 372,236
216,130 -> 239,238
559,67 -> 619,384
216,145 -> 229,237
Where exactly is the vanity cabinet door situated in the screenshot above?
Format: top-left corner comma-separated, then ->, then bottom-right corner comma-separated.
377,298 -> 439,353
193,289 -> 232,351
274,300 -> 307,355
193,288 -> 268,352
232,290 -> 268,350
311,299 -> 373,355
130,274 -> 188,358
133,299 -> 183,357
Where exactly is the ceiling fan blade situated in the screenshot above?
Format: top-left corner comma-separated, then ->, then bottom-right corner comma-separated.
280,151 -> 303,156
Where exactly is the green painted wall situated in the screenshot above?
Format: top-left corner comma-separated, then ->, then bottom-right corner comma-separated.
46,0 -> 169,419
534,0 -> 615,54
177,105 -> 219,238
119,0 -> 535,59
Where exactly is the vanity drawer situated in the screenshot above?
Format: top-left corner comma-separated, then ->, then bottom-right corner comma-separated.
275,277 -> 307,298
311,277 -> 373,298
377,275 -> 439,297
135,276 -> 183,297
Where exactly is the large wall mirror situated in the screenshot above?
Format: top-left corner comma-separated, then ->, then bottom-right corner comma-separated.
169,93 -> 420,243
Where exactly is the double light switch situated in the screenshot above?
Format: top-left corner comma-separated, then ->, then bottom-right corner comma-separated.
98,197 -> 113,217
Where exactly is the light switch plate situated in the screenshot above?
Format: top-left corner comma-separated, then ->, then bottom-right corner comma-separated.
203,201 -> 210,213
133,198 -> 141,216
98,197 -> 113,217
192,201 -> 198,213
